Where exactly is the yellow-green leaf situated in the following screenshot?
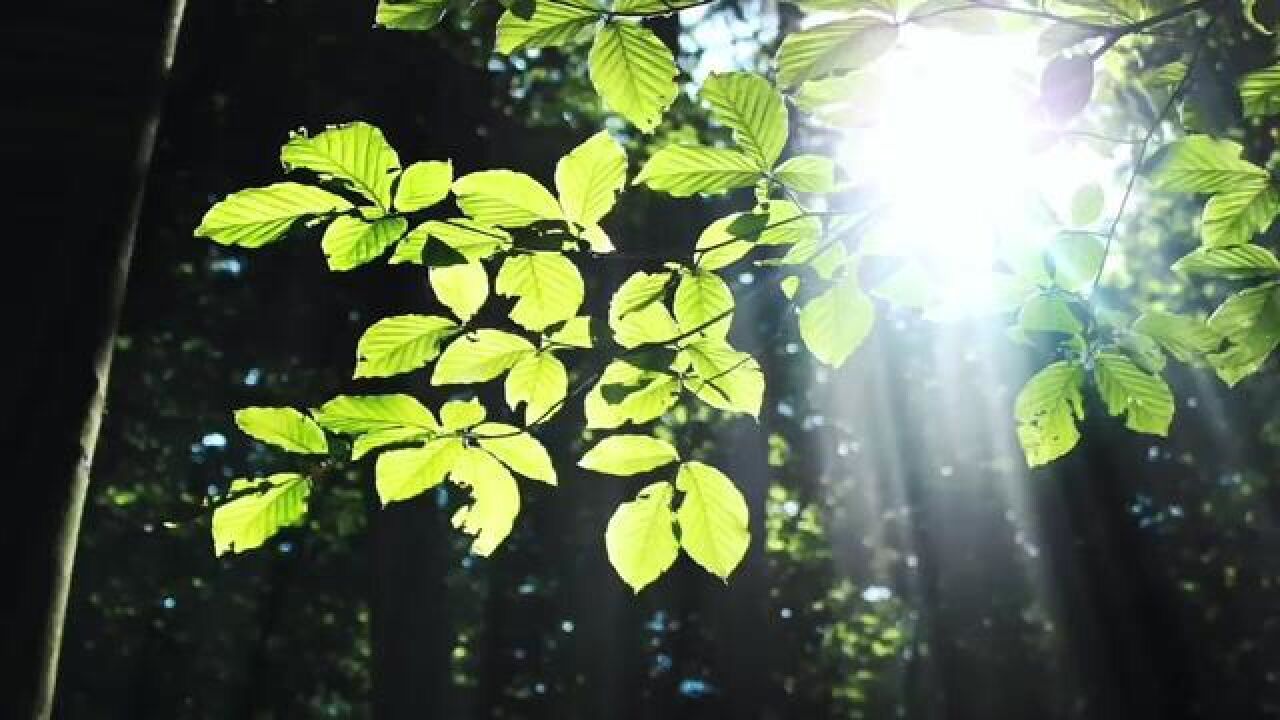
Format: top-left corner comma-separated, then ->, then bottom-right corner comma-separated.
505,351 -> 569,425
234,407 -> 328,454
496,253 -> 585,331
196,183 -> 352,248
355,314 -> 459,378
433,329 -> 536,384
449,448 -> 521,556
475,423 -> 557,484
430,262 -> 489,322
675,461 -> 749,581
588,22 -> 679,133
281,122 -> 401,208
213,474 -> 310,556
606,482 -> 678,592
394,160 -> 452,212
375,438 -> 463,505
579,434 -> 680,476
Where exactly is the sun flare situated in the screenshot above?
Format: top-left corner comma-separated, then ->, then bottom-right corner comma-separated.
840,25 -> 1113,318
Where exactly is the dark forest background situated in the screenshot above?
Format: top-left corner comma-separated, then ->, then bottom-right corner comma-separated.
7,0 -> 1280,718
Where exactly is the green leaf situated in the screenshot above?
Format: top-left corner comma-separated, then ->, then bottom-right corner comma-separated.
394,160 -> 452,212
1132,311 -> 1221,365
1070,183 -> 1104,225
700,72 -> 788,169
774,155 -> 836,193
776,17 -> 899,88
449,448 -> 521,556
352,426 -> 430,460
432,329 -> 535,384
496,253 -> 585,331
694,214 -> 753,270
1240,62 -> 1280,116
548,316 -> 594,348
355,314 -> 459,378
375,438 -> 463,505
196,183 -> 352,249
635,145 -> 761,197
681,339 -> 764,417
609,271 -> 680,347
1201,185 -> 1280,247
1207,281 -> 1280,385
674,270 -> 733,339
322,215 -> 408,271
453,170 -> 562,228
281,122 -> 401,208
410,219 -> 511,264
1149,135 -> 1268,194
505,351 -> 569,425
908,0 -> 1004,33
375,0 -> 447,30
584,360 -> 680,429
475,423 -> 557,483
234,407 -> 328,454
213,474 -> 309,556
1014,361 -> 1084,467
1173,244 -> 1280,278
430,262 -> 489,322
579,434 -> 680,475
495,2 -> 599,54
1019,293 -> 1084,335
556,130 -> 627,228
675,461 -> 749,581
1048,232 -> 1105,292
605,482 -> 678,592
440,398 -> 487,431
799,277 -> 874,367
313,394 -> 438,434
1093,352 -> 1175,435
588,22 -> 679,133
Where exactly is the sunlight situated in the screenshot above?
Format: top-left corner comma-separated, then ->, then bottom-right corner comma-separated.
841,25 -> 1112,317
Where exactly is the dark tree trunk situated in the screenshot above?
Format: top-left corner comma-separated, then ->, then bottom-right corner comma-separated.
0,1 -> 186,717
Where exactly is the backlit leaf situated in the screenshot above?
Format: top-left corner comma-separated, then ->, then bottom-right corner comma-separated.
588,22 -> 679,133
213,474 -> 309,556
700,72 -> 788,169
430,262 -> 489,322
1014,361 -> 1084,467
234,407 -> 328,454
321,215 -> 408,271
496,253 -> 585,331
606,482 -> 678,592
556,130 -> 627,227
1093,352 -> 1175,435
675,462 -> 749,581
394,160 -> 452,212
375,438 -> 463,505
505,351 -> 569,425
453,170 -> 562,228
281,122 -> 400,208
776,17 -> 898,88
312,394 -> 438,434
579,434 -> 680,475
355,314 -> 459,378
433,329 -> 535,384
635,145 -> 761,196
196,183 -> 352,248
476,423 -> 557,484
798,277 -> 874,367
449,448 -> 521,556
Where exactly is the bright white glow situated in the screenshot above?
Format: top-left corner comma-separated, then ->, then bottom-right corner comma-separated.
840,26 -> 1113,318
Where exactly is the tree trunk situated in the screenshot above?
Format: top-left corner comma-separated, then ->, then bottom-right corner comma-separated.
0,1 -> 187,716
